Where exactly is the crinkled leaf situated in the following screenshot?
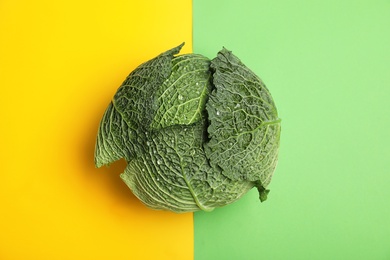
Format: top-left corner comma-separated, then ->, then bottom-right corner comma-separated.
95,44 -> 184,167
205,48 -> 281,188
120,122 -> 253,212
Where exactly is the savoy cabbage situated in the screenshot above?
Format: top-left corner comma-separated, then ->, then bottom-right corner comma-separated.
95,43 -> 281,213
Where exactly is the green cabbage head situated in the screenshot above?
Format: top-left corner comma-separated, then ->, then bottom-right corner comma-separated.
95,43 -> 281,213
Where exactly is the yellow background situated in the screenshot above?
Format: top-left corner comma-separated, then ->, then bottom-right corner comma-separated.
0,1 -> 193,259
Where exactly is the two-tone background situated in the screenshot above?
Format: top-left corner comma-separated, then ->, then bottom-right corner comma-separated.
1,1 -> 389,259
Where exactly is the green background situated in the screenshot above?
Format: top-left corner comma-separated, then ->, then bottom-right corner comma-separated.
193,1 -> 390,259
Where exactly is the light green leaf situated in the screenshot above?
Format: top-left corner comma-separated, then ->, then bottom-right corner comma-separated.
151,54 -> 211,129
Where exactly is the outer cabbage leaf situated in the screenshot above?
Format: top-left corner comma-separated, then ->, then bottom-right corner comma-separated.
204,48 -> 281,199
120,122 -> 253,212
95,44 -> 184,167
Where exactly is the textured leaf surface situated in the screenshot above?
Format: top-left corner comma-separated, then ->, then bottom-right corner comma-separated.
151,54 -> 211,129
120,122 -> 253,212
95,44 -> 184,167
205,48 -> 281,188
